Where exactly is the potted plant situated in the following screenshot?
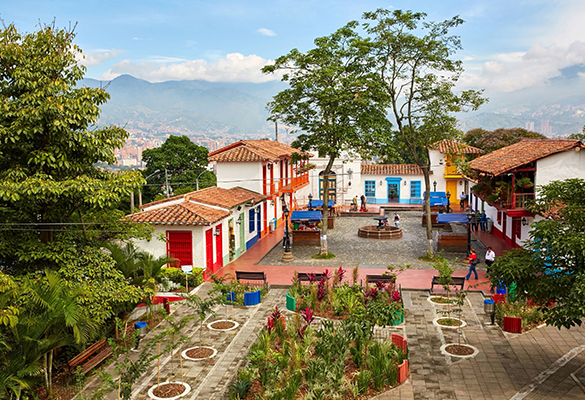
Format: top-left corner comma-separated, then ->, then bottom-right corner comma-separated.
515,177 -> 534,190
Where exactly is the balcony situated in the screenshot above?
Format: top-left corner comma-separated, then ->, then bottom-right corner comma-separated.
281,172 -> 310,193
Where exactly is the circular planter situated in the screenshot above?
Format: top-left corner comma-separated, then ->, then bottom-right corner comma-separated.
286,292 -> 296,312
244,290 -> 261,306
433,317 -> 467,329
440,343 -> 478,359
207,319 -> 239,331
427,296 -> 457,306
148,381 -> 191,400
181,346 -> 217,361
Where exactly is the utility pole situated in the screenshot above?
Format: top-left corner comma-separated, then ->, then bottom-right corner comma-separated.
275,120 -> 278,142
165,169 -> 171,198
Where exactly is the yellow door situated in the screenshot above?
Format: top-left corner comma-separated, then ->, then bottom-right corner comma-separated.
446,180 -> 458,203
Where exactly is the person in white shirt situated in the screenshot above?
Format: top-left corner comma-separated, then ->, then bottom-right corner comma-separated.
485,246 -> 495,272
394,213 -> 400,227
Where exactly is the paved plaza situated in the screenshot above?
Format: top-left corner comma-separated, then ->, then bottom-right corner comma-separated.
82,212 -> 585,399
260,212 -> 485,271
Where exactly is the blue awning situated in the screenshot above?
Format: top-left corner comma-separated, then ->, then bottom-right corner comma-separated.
291,211 -> 323,222
309,199 -> 335,208
437,213 -> 469,224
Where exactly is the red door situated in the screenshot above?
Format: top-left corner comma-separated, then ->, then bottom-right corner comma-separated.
205,229 -> 213,272
166,231 -> 192,267
214,225 -> 223,272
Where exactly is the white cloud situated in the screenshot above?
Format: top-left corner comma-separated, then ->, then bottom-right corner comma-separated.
77,49 -> 125,67
461,41 -> 585,92
256,28 -> 276,37
100,53 -> 282,83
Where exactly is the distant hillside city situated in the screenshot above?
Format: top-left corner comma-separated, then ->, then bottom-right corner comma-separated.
89,75 -> 585,168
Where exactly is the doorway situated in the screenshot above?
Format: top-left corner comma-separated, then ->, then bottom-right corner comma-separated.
387,183 -> 399,203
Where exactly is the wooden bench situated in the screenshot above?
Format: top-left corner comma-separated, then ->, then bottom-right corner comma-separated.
235,271 -> 266,287
297,272 -> 326,282
365,275 -> 396,286
430,276 -> 466,294
68,338 -> 112,375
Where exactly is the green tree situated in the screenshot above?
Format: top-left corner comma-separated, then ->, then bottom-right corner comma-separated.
263,22 -> 390,254
0,23 -> 148,274
6,271 -> 97,397
463,127 -> 546,154
489,178 -> 585,329
141,135 -> 215,203
364,9 -> 487,255
568,125 -> 585,141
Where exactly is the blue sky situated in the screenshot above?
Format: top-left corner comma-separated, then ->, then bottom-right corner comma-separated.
4,0 -> 585,95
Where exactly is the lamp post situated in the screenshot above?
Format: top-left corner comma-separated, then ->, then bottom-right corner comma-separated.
433,180 -> 437,192
308,193 -> 313,211
282,205 -> 294,262
466,208 -> 473,256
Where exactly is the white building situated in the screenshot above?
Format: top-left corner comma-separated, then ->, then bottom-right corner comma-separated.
469,139 -> 585,248
128,186 -> 266,275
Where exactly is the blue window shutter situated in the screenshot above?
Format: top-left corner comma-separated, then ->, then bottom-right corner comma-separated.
410,181 -> 421,198
249,209 -> 255,233
365,180 -> 376,197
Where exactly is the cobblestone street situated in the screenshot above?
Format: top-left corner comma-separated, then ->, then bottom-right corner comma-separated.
259,212 -> 485,271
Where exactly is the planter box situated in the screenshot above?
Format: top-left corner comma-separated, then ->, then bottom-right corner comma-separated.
291,230 -> 320,246
391,333 -> 407,353
226,292 -> 236,303
491,294 -> 506,304
503,316 -> 522,333
286,292 -> 296,312
392,310 -> 405,325
397,359 -> 409,383
244,290 -> 261,306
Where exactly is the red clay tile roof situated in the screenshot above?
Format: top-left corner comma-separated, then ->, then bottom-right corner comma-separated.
208,139 -> 311,162
186,186 -> 258,209
127,202 -> 229,226
229,186 -> 269,205
361,164 -> 426,175
431,139 -> 483,154
470,139 -> 585,176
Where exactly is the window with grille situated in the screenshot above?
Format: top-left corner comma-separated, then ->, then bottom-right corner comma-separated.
410,181 -> 421,198
365,180 -> 376,197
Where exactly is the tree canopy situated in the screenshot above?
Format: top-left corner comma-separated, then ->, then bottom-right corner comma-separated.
141,135 -> 215,202
263,21 -> 390,254
490,178 -> 585,329
363,9 -> 487,253
463,127 -> 546,154
0,23 -> 148,274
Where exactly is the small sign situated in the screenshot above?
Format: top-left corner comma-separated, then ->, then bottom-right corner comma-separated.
181,265 -> 193,274
321,235 -> 327,240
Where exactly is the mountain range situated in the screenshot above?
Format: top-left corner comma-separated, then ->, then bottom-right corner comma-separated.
85,73 -> 585,141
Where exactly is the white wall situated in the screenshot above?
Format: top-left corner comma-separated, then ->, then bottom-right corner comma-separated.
300,156 -> 362,206
536,149 -> 585,186
216,162 -> 262,193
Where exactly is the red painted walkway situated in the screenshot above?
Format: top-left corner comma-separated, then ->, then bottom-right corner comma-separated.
212,213 -> 500,294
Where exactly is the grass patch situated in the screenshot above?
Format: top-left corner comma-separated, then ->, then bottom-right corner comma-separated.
418,250 -> 447,263
311,252 -> 336,259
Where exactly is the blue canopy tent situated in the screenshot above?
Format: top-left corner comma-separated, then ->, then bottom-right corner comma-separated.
425,191 -> 449,207
436,213 -> 469,224
309,199 -> 335,209
290,211 -> 322,222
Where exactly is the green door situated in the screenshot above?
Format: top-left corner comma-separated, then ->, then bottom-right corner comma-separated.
239,212 -> 245,256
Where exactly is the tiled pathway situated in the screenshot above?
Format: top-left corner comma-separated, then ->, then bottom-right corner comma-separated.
83,286 -> 585,400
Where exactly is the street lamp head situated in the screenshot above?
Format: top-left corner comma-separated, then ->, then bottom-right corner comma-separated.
466,208 -> 473,222
308,193 -> 313,200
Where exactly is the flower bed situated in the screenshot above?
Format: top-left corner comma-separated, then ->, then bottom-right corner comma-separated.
287,267 -> 404,326
230,307 -> 408,399
210,274 -> 268,306
495,299 -> 546,333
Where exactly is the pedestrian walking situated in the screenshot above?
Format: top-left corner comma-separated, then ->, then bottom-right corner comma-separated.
360,194 -> 366,212
394,213 -> 400,227
465,249 -> 479,280
473,210 -> 481,231
480,211 -> 487,232
485,246 -> 495,273
459,191 -> 467,208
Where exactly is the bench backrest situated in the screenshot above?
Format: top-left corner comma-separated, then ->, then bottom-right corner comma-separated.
235,271 -> 266,281
297,272 -> 326,282
68,338 -> 107,368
